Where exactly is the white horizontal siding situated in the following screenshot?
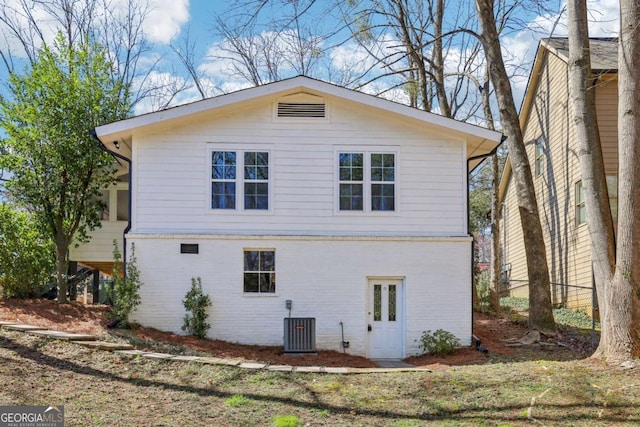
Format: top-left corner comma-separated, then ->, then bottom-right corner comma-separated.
70,221 -> 128,262
129,234 -> 472,358
131,95 -> 468,237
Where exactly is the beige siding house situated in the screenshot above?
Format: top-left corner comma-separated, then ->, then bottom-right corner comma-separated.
73,76 -> 502,359
499,38 -> 618,310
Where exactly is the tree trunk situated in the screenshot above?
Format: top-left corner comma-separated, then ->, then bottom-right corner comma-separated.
54,235 -> 69,304
565,0 -> 616,358
606,0 -> 640,361
475,0 -> 555,333
432,0 -> 451,117
490,152 -> 501,312
481,69 -> 501,313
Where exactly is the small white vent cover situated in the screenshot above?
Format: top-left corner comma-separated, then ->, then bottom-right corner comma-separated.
276,92 -> 327,119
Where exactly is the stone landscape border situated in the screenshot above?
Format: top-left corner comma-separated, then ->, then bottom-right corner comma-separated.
0,321 -> 429,374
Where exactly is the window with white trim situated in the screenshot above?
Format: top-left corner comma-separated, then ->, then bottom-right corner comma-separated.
576,181 -> 586,226
607,175 -> 618,223
339,153 -> 364,210
371,153 -> 395,211
338,152 -> 395,212
212,151 -> 237,209
211,150 -> 269,210
575,177 -> 618,226
535,138 -> 544,176
244,250 -> 275,293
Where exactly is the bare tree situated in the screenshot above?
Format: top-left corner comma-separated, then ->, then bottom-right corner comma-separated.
565,0 -> 616,358
170,26 -> 217,100
605,0 -> 640,361
210,0 -> 324,87
0,0 -> 174,111
475,0 -> 556,333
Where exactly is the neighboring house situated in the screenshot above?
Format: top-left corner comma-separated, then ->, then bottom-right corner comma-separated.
499,38 -> 618,311
72,76 -> 501,359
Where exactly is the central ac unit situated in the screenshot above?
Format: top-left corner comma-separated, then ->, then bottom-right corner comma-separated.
284,317 -> 316,353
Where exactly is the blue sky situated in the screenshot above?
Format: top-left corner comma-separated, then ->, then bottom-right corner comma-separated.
0,0 -> 622,116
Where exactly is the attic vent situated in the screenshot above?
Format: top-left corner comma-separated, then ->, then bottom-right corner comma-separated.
284,317 -> 316,353
277,102 -> 325,118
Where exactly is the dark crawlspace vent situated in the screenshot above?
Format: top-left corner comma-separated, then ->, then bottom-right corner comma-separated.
180,243 -> 199,254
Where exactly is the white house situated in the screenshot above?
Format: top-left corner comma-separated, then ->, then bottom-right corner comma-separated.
80,76 -> 502,360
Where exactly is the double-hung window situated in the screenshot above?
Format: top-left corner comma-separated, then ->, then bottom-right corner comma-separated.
244,250 -> 275,293
212,151 -> 237,209
338,152 -> 395,212
371,153 -> 395,211
339,153 -> 364,210
211,150 -> 269,210
244,152 -> 269,209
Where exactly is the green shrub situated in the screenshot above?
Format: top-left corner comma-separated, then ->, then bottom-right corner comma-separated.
182,277 -> 212,339
418,329 -> 460,356
109,240 -> 142,327
553,307 -> 600,329
499,296 -> 529,311
0,203 -> 55,298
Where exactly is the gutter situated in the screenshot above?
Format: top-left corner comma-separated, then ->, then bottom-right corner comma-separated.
91,129 -> 132,277
466,134 -> 507,342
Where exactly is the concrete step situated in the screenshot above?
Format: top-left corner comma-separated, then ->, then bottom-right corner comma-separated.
0,321 -> 18,326
72,340 -> 134,351
26,330 -> 96,341
2,324 -> 47,331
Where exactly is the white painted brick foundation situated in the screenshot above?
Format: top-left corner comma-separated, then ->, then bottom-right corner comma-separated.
129,234 -> 472,359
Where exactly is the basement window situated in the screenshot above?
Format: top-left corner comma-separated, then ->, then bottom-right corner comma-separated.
244,250 -> 275,293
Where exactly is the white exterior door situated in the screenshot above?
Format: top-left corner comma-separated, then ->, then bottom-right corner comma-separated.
367,278 -> 404,359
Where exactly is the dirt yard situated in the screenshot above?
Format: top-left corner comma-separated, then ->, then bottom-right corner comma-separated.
0,299 -> 597,369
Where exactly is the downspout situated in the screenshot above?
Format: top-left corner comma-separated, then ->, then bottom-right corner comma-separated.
91,129 -> 132,278
466,135 -> 507,340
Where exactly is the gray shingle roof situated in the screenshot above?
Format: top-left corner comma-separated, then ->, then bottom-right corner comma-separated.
543,37 -> 618,72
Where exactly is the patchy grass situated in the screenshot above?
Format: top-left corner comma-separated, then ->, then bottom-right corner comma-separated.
1,329 -> 639,426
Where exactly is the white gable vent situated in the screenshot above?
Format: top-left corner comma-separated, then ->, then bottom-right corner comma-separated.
278,102 -> 325,118
276,93 -> 327,120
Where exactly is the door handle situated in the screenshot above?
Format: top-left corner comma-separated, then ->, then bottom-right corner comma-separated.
367,324 -> 372,331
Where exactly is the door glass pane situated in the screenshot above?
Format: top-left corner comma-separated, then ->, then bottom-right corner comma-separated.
388,284 -> 396,321
373,284 -> 381,321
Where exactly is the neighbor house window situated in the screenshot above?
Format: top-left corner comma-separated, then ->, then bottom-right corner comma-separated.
212,151 -> 237,209
535,138 -> 544,176
607,175 -> 618,223
338,152 -> 396,212
244,250 -> 275,293
211,150 -> 269,210
339,153 -> 364,210
576,181 -> 586,225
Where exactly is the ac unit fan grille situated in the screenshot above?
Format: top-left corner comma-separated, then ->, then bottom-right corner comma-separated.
284,317 -> 316,353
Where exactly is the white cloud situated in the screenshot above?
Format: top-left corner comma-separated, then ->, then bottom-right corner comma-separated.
143,0 -> 190,45
0,0 -> 190,59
